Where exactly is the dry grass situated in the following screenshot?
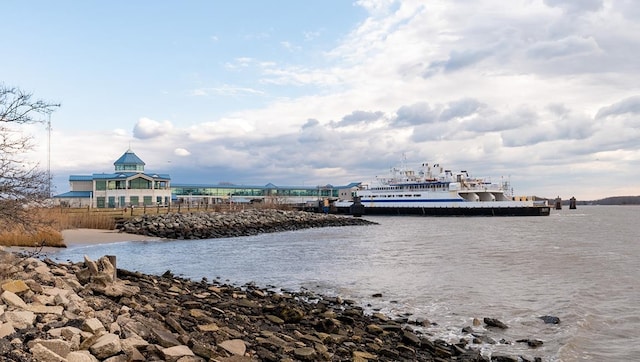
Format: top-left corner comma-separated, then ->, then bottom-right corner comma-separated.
0,208 -> 117,248
1,203 -> 299,248
49,209 -> 118,230
0,226 -> 65,248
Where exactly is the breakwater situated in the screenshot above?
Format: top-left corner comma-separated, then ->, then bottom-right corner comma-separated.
118,209 -> 376,239
0,251 -> 510,361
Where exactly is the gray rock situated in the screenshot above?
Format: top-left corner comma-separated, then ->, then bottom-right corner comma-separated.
539,315 -> 560,324
161,345 -> 195,362
89,333 -> 122,359
484,317 -> 508,329
28,339 -> 72,358
1,290 -> 28,309
66,350 -> 100,362
30,343 -> 66,362
218,339 -> 246,356
152,326 -> 182,348
4,310 -> 36,329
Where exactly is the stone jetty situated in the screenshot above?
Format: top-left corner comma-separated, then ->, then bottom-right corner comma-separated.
0,251 -> 495,362
118,209 -> 377,240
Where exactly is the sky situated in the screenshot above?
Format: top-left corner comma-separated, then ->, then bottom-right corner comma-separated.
2,0 -> 639,200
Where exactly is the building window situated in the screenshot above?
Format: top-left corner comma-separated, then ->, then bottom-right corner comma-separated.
130,178 -> 151,189
96,197 -> 105,208
115,164 -> 144,172
143,196 -> 152,205
130,196 -> 139,206
95,181 -> 106,190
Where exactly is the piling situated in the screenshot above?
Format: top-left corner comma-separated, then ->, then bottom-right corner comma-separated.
554,196 -> 562,210
349,196 -> 365,217
569,197 -> 577,209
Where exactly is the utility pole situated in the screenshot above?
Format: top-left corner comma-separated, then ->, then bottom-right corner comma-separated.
47,113 -> 52,198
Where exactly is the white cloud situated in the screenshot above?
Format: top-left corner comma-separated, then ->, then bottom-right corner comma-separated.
113,128 -> 128,137
133,117 -> 174,140
43,0 -> 640,200
174,148 -> 191,157
186,117 -> 256,142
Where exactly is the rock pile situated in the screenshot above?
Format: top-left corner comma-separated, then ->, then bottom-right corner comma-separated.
118,209 -> 377,240
0,251 -> 502,362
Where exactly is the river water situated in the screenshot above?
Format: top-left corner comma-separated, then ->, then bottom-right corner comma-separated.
48,206 -> 639,361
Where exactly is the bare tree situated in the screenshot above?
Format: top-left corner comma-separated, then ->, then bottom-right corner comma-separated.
0,84 -> 60,228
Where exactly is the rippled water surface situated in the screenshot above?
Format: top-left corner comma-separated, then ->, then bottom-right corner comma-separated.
49,206 -> 639,361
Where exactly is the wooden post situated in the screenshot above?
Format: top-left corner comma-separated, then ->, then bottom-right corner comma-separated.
106,255 -> 117,280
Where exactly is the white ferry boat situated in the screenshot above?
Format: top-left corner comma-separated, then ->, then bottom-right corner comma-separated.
334,162 -> 550,216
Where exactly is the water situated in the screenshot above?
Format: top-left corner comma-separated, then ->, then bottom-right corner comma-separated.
47,206 -> 639,361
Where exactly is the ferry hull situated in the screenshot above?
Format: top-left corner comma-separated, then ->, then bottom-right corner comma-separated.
336,205 -> 550,216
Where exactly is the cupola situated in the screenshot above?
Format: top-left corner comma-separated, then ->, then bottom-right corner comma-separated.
113,148 -> 145,172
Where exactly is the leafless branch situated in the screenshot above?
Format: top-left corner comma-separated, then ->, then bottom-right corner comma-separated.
0,84 -> 59,229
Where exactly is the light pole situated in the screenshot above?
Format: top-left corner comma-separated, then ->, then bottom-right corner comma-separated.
47,113 -> 52,198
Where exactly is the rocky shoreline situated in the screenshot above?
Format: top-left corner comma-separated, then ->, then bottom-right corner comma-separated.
0,210 -> 551,361
117,209 -> 377,239
0,252 -> 459,362
0,250 -> 552,362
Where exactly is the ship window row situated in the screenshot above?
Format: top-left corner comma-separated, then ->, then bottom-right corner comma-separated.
368,194 -> 423,198
370,183 -> 447,191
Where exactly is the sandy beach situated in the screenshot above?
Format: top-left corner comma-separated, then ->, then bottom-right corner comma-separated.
61,228 -> 162,246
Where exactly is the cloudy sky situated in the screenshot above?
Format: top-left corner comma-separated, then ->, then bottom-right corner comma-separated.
3,0 -> 639,200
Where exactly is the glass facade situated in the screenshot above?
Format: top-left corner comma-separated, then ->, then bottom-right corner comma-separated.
130,178 -> 151,189
171,185 -> 339,198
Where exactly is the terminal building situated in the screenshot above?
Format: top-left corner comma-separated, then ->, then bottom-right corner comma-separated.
53,149 -> 172,208
54,149 -> 358,208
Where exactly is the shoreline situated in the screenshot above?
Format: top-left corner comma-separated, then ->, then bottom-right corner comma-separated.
2,224 -> 544,360
61,228 -> 164,246
0,251 -> 492,361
